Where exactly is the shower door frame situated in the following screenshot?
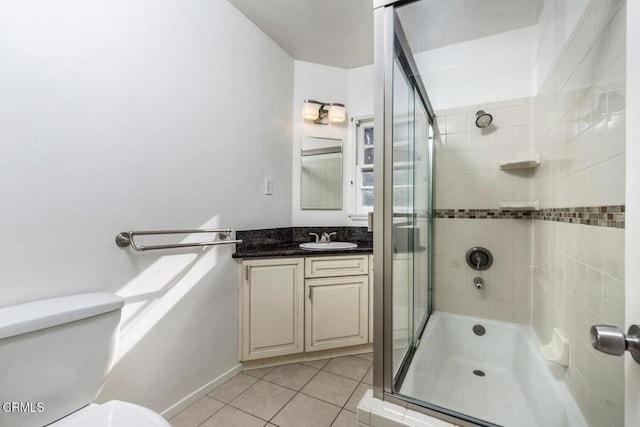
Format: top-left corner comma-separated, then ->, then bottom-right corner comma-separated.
372,2 -> 481,425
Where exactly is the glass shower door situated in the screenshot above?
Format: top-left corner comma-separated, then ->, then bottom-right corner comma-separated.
390,55 -> 432,385
391,57 -> 415,378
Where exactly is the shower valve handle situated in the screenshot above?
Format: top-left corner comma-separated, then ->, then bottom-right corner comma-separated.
591,324 -> 640,364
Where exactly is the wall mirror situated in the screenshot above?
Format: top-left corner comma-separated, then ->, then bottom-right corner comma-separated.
300,136 -> 343,210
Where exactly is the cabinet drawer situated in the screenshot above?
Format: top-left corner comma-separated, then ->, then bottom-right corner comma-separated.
305,255 -> 369,278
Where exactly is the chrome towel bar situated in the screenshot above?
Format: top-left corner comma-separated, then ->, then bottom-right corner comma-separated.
115,229 -> 242,252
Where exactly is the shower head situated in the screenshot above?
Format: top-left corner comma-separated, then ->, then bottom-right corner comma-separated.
475,110 -> 493,128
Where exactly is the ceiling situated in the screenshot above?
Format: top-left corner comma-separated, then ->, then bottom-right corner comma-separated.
227,0 -> 544,70
227,0 -> 373,69
397,0 -> 545,54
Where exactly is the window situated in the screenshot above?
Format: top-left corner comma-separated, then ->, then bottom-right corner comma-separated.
356,118 -> 374,212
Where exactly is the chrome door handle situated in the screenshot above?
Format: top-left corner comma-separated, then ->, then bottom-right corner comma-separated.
590,324 -> 640,364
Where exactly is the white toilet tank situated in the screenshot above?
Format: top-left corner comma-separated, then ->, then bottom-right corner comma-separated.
0,293 -> 125,427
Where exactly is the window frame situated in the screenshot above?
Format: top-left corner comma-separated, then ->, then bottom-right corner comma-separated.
355,117 -> 375,213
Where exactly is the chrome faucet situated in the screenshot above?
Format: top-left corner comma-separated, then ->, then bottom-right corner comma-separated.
321,232 -> 337,242
309,232 -> 337,243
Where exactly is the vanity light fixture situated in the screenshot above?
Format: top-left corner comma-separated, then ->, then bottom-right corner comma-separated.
303,99 -> 346,125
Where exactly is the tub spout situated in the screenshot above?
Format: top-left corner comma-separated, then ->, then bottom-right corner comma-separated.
473,277 -> 484,289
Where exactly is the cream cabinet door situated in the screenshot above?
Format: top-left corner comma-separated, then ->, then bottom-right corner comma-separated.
305,275 -> 368,352
240,258 -> 304,361
369,255 -> 373,343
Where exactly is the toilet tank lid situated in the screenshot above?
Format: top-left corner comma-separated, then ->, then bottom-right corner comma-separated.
0,293 -> 124,340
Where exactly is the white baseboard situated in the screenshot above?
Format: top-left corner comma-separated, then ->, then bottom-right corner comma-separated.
160,363 -> 243,419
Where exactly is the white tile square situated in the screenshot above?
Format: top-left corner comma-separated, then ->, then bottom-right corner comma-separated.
605,154 -> 625,204
514,281 -> 531,303
489,299 -> 514,322
586,225 -> 604,270
466,149 -> 490,170
603,227 -> 624,280
589,163 -> 607,206
468,129 -> 491,151
466,297 -> 490,318
491,219 -> 514,240
602,274 -> 624,327
445,132 -> 468,152
490,106 -> 515,128
445,219 -> 467,238
488,279 -> 514,301
513,302 -> 531,325
514,125 -> 534,152
608,5 -> 626,65
466,219 -> 492,239
490,169 -> 514,189
514,239 -> 532,261
591,29 -> 610,84
445,294 -> 466,315
447,152 -> 468,171
446,113 -> 468,134
490,127 -> 515,149
514,261 -> 530,282
490,238 -> 514,261
515,103 -> 535,126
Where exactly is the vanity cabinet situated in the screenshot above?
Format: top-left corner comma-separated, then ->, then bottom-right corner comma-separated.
239,254 -> 371,361
304,255 -> 369,352
240,258 -> 304,361
369,255 -> 374,343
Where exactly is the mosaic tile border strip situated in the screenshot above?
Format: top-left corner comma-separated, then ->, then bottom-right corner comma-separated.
534,205 -> 625,228
434,205 -> 625,228
434,209 -> 534,220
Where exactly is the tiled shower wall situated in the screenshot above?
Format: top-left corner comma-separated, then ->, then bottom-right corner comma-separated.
432,1 -> 626,424
433,99 -> 536,323
531,1 -> 626,426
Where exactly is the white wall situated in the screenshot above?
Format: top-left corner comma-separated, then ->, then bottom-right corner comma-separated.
348,65 -> 374,119
535,0 -> 589,91
0,0 -> 293,415
291,60 -> 349,226
414,26 -> 538,111
290,62 -> 375,227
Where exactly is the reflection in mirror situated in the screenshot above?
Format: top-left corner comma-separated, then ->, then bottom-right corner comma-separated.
300,137 -> 343,210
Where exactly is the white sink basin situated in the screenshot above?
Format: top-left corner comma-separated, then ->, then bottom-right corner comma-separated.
299,242 -> 358,251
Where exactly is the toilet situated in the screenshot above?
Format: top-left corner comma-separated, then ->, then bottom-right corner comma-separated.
0,293 -> 170,427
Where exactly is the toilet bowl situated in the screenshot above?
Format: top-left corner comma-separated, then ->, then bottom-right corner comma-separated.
53,401 -> 170,426
0,293 -> 169,427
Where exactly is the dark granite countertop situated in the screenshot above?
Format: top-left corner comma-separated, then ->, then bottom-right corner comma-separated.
232,226 -> 373,259
232,241 -> 373,258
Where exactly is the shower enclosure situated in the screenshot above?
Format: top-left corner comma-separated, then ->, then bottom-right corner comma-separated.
372,0 -> 436,414
371,0 -> 624,426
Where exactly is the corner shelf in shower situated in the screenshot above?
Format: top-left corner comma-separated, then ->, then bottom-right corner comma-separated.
498,201 -> 540,211
499,153 -> 540,170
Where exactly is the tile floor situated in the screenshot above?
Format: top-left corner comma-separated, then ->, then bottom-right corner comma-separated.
170,353 -> 373,427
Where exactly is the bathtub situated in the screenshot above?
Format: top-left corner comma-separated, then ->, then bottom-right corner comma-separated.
399,311 -> 586,427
